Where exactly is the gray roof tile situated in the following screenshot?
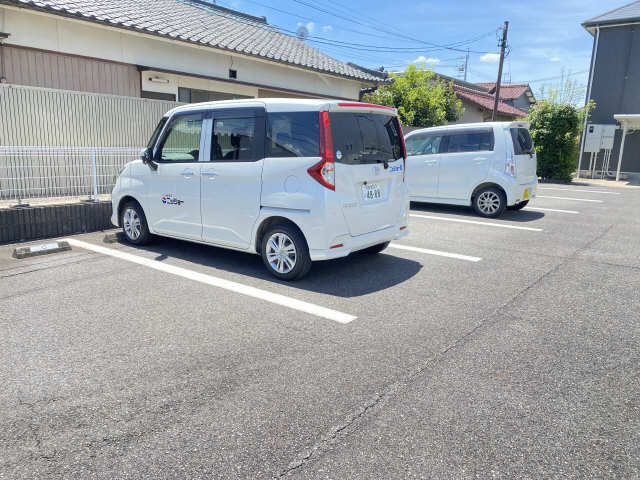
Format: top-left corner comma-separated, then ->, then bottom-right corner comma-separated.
3,0 -> 381,83
583,1 -> 640,27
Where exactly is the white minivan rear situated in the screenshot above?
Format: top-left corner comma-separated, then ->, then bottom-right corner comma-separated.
405,121 -> 537,217
111,99 -> 409,280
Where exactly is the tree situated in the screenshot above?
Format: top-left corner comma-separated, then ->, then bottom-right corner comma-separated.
362,65 -> 463,127
528,102 -> 586,182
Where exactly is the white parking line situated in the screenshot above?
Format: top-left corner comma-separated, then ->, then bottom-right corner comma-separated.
409,213 -> 543,232
538,187 -> 620,195
64,238 -> 357,324
389,243 -> 482,262
524,207 -> 580,214
536,195 -> 603,203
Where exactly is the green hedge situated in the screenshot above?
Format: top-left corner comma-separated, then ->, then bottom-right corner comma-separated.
528,102 -> 582,182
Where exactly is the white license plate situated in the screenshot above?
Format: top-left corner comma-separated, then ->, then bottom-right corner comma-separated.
362,183 -> 382,202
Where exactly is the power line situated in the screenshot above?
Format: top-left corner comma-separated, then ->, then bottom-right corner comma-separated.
290,0 -> 491,53
215,0 -> 493,54
508,70 -> 590,85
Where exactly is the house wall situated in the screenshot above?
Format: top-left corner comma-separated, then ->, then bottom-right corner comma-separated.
454,99 -> 517,124
454,101 -> 486,124
509,95 -> 532,113
0,5 -> 363,100
580,25 -> 640,173
1,45 -> 140,97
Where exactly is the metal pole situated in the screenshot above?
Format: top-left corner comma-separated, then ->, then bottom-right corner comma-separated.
577,27 -> 600,179
615,126 -> 627,182
492,21 -> 509,121
91,150 -> 98,202
463,48 -> 469,82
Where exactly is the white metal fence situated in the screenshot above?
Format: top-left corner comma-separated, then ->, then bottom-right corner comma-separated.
0,146 -> 140,204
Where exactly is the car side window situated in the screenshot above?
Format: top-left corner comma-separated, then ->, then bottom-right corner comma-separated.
406,134 -> 442,156
266,112 -> 319,157
211,117 -> 256,161
156,113 -> 203,162
444,132 -> 494,153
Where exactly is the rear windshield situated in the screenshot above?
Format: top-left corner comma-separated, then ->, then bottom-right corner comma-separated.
510,127 -> 534,155
330,112 -> 402,165
266,112 -> 319,157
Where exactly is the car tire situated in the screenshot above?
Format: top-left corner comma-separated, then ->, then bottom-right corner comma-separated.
120,201 -> 152,245
360,241 -> 390,254
261,223 -> 312,281
508,200 -> 529,211
473,186 -> 506,218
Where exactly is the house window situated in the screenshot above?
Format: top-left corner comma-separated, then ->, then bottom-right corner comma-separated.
229,69 -> 237,79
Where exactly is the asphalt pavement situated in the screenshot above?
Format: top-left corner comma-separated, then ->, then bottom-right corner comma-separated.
1,183 -> 639,479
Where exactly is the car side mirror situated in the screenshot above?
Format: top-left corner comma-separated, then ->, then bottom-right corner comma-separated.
140,147 -> 157,170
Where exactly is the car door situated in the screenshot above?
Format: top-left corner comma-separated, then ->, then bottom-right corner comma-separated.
144,111 -> 205,240
436,129 -> 494,200
405,132 -> 442,197
200,107 -> 265,249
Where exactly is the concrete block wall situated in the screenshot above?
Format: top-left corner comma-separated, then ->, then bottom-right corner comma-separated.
0,201 -> 113,244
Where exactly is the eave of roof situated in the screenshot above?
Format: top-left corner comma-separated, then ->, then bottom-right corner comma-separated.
0,0 -> 383,84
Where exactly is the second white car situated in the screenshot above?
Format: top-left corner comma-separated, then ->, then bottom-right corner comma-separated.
405,122 -> 537,217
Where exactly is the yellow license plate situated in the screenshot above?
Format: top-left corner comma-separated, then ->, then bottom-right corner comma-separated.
523,188 -> 530,200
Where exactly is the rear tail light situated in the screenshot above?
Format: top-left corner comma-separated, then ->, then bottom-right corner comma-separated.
394,117 -> 407,181
505,151 -> 516,177
308,111 -> 335,190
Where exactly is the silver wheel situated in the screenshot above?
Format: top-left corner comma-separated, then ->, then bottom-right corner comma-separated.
123,207 -> 142,240
265,232 -> 297,274
477,191 -> 501,215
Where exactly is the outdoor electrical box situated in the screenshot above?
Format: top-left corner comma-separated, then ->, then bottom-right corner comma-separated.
585,124 -> 617,152
584,124 -> 604,153
600,124 -> 616,150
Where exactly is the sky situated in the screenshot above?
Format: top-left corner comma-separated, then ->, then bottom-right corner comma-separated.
213,0 -> 625,104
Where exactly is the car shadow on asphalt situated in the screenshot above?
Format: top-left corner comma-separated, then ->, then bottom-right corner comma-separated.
410,201 -> 545,223
109,233 -> 422,297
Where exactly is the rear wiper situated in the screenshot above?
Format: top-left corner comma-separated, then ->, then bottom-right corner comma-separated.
376,159 -> 389,169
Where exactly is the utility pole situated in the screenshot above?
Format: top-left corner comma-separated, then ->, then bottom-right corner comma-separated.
463,48 -> 469,82
492,21 -> 509,121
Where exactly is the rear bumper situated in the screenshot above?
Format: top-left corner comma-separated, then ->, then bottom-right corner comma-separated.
309,225 -> 408,261
507,179 -> 537,205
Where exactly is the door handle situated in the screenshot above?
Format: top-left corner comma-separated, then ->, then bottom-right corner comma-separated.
201,171 -> 218,178
424,160 -> 437,165
182,170 -> 195,177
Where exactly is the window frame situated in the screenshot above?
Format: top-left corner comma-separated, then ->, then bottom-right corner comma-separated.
153,110 -> 209,164
209,107 -> 266,163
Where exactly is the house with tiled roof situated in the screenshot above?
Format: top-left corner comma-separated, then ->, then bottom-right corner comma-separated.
476,82 -> 536,112
429,74 -> 527,124
0,0 -> 383,102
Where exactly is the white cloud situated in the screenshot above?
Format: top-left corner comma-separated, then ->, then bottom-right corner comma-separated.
322,25 -> 333,33
412,56 -> 440,65
480,53 -> 500,63
297,21 -> 315,34
550,56 -> 561,62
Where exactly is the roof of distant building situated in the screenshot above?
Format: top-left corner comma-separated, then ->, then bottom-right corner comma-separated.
453,84 -> 528,117
1,0 -> 383,83
477,82 -> 534,102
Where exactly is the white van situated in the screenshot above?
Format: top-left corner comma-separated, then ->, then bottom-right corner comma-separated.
404,122 -> 537,217
111,99 -> 409,280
